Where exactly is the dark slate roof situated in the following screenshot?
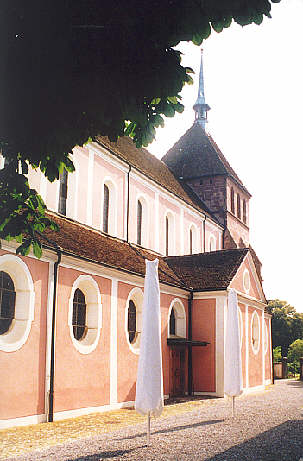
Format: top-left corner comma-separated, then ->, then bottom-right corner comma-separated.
164,248 -> 249,291
43,214 -> 249,292
95,136 -> 220,223
161,123 -> 251,197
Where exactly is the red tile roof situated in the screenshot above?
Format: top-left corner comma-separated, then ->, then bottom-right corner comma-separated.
43,213 -> 249,292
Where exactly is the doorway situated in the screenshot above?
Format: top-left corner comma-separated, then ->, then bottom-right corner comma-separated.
170,346 -> 186,397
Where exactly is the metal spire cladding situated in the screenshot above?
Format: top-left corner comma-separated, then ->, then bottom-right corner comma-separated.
193,49 -> 211,129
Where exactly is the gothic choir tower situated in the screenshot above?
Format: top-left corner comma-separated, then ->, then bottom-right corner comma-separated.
162,49 -> 251,249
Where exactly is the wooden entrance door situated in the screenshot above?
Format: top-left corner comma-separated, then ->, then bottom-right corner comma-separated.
170,347 -> 186,397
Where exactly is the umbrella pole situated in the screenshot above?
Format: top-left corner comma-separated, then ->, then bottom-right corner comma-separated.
147,411 -> 151,445
232,396 -> 235,417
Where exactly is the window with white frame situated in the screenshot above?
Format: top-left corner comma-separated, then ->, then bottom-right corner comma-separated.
165,212 -> 174,256
68,275 -> 102,354
136,196 -> 148,247
189,224 -> 198,254
125,287 -> 143,354
102,179 -> 116,236
0,255 -> 35,352
168,299 -> 186,338
58,169 -> 68,215
209,235 -> 216,252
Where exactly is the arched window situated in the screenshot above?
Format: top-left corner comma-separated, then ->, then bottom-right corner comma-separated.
237,193 -> 241,219
103,184 -> 110,233
230,187 -> 235,214
137,200 -> 142,245
0,271 -> 16,335
169,307 -> 176,335
58,169 -> 68,215
189,228 -> 193,255
209,235 -> 216,252
168,299 -> 186,338
243,200 -> 247,224
72,288 -> 87,341
165,212 -> 174,256
128,300 -> 137,344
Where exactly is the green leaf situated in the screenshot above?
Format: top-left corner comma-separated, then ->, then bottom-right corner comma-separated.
163,104 -> 175,117
167,96 -> 178,104
151,98 -> 161,105
33,241 -> 43,259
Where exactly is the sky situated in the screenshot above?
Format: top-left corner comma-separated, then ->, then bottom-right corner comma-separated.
149,0 -> 303,312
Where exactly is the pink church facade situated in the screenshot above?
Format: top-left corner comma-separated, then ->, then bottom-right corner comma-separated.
0,131 -> 272,429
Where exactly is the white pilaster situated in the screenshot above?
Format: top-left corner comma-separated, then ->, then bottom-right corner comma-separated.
262,310 -> 265,385
216,295 -> 226,397
110,279 -> 118,405
245,305 -> 249,389
154,192 -> 160,252
86,150 -> 94,226
180,208 -> 184,255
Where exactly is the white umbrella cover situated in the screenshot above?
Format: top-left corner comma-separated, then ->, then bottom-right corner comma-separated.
135,258 -> 163,441
224,288 -> 243,415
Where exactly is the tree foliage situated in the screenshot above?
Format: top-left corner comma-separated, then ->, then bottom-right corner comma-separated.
288,339 -> 303,375
0,0 -> 280,255
267,300 -> 303,357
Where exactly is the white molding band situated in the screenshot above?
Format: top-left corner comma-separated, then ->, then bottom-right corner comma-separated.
0,413 -> 46,430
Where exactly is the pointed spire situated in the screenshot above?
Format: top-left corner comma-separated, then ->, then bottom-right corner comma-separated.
193,49 -> 210,129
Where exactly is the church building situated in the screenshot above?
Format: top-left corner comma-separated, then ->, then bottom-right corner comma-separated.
0,52 -> 272,429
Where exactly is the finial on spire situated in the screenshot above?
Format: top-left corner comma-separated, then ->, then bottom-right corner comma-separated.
193,49 -> 210,129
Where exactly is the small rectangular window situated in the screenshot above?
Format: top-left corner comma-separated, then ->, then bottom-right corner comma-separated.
58,169 -> 68,215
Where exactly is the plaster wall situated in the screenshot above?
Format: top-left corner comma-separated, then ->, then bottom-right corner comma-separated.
191,298 -> 216,392
53,266 -> 111,413
0,251 -> 48,420
247,306 -> 263,387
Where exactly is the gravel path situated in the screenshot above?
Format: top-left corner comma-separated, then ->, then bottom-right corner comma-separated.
6,380 -> 303,461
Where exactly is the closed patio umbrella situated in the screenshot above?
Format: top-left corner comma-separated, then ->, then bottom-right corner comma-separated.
135,258 -> 163,443
224,288 -> 243,416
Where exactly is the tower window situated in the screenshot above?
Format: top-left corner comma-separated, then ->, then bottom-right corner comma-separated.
0,271 -> 16,335
58,169 -> 68,215
72,288 -> 87,341
128,300 -> 137,344
103,184 -> 109,233
137,200 -> 142,245
237,194 -> 241,219
230,187 -> 235,214
243,200 -> 247,224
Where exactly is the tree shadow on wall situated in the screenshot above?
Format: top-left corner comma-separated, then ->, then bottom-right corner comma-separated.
204,420 -> 303,461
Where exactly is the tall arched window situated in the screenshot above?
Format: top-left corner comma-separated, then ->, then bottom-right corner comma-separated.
128,300 -> 137,344
137,200 -> 142,245
169,307 -> 176,335
237,193 -> 241,219
58,169 -> 68,215
165,212 -> 174,256
243,200 -> 247,224
72,288 -> 87,341
103,184 -> 109,233
0,271 -> 16,335
189,228 -> 193,255
230,187 -> 235,214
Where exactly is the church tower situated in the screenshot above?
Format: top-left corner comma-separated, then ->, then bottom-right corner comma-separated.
162,50 -> 251,249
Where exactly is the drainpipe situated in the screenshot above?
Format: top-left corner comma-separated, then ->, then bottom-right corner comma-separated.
48,246 -> 61,422
188,291 -> 193,396
126,165 -> 131,243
